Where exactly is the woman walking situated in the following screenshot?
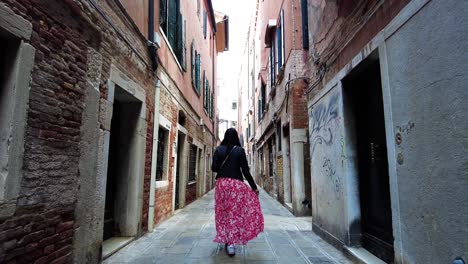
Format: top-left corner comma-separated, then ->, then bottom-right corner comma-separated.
212,128 -> 264,257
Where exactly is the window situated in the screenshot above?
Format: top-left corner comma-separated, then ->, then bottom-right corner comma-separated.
231,121 -> 237,127
203,10 -> 207,39
258,82 -> 266,123
276,122 -> 282,151
192,47 -> 201,94
301,0 -> 309,49
210,91 -> 214,119
232,102 -> 237,110
160,0 -> 185,64
197,0 -> 201,17
155,127 -> 168,181
258,99 -> 262,123
269,40 -> 276,89
204,73 -> 209,111
188,144 -> 198,182
276,9 -> 285,72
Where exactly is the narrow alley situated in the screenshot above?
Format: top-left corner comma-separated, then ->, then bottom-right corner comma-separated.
103,189 -> 352,264
1,0 -> 466,263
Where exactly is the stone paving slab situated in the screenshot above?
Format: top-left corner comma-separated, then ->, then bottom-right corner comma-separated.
103,189 -> 354,264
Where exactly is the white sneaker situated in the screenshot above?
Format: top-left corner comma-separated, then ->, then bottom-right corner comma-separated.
226,244 -> 236,257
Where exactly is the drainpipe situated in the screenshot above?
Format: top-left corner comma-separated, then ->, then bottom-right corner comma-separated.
148,0 -> 160,231
148,79 -> 161,231
211,34 -> 215,190
148,0 -> 158,72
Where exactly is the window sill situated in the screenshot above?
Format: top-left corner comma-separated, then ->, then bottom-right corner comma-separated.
187,180 -> 197,186
155,180 -> 169,189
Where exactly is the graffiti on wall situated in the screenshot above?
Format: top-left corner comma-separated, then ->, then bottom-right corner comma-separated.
323,158 -> 342,199
309,93 -> 341,157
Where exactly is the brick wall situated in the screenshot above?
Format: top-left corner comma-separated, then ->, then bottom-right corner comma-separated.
306,0 -> 410,88
0,0 -> 157,262
0,1 -> 93,263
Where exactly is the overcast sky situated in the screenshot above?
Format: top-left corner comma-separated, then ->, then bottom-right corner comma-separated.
212,0 -> 256,120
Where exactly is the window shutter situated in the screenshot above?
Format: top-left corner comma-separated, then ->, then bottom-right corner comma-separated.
210,91 -> 214,119
195,52 -> 201,93
176,12 -> 184,64
180,18 -> 187,70
258,99 -> 262,122
203,10 -> 207,39
281,9 -> 285,66
301,0 -> 309,49
168,0 -> 178,47
276,27 -> 282,71
203,73 -> 207,110
191,41 -> 195,86
270,42 -> 276,88
198,54 -> 202,92
160,0 -> 168,31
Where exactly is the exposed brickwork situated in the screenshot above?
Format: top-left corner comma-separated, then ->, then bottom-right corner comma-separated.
306,0 -> 411,88
0,0 -> 157,262
291,80 -> 308,129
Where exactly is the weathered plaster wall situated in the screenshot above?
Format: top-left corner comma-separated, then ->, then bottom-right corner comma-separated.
380,0 -> 468,262
308,87 -> 346,242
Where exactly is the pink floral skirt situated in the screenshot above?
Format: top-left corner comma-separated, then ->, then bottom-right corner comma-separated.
213,178 -> 264,245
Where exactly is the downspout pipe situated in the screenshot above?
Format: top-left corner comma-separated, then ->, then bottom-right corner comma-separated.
212,31 -> 216,190
148,0 -> 160,231
148,79 -> 161,231
148,0 -> 158,72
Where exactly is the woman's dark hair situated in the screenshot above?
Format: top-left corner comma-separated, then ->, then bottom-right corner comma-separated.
221,128 -> 241,147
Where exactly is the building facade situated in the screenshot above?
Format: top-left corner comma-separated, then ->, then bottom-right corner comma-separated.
0,0 -> 227,263
238,0 -> 312,216
304,0 -> 468,263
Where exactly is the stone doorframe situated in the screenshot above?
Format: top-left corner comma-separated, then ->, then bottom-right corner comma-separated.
172,124 -> 189,211
0,4 -> 35,218
74,63 -> 147,262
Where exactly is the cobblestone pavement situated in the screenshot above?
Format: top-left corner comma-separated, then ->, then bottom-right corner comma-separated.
103,189 -> 353,264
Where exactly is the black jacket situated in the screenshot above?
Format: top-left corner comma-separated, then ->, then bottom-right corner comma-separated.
211,145 -> 257,191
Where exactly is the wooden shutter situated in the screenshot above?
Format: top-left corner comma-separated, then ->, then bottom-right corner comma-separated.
203,72 -> 207,109
258,99 -> 262,122
191,41 -> 195,85
276,27 -> 282,71
301,0 -> 309,49
176,12 -> 184,63
203,10 -> 207,39
160,0 -> 168,32
195,52 -> 200,93
210,91 -> 214,119
281,9 -> 285,67
168,0 -> 178,47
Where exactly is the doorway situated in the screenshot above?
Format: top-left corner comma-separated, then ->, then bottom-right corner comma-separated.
283,124 -> 292,207
343,54 -> 394,263
103,87 -> 143,241
175,132 -> 186,210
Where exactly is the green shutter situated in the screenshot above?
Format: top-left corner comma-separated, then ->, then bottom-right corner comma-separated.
191,41 -> 195,86
176,12 -> 184,63
195,52 -> 200,93
160,0 -> 167,31
258,99 -> 262,122
210,91 -> 214,119
203,72 -> 207,109
168,0 -> 178,47
203,11 -> 207,39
